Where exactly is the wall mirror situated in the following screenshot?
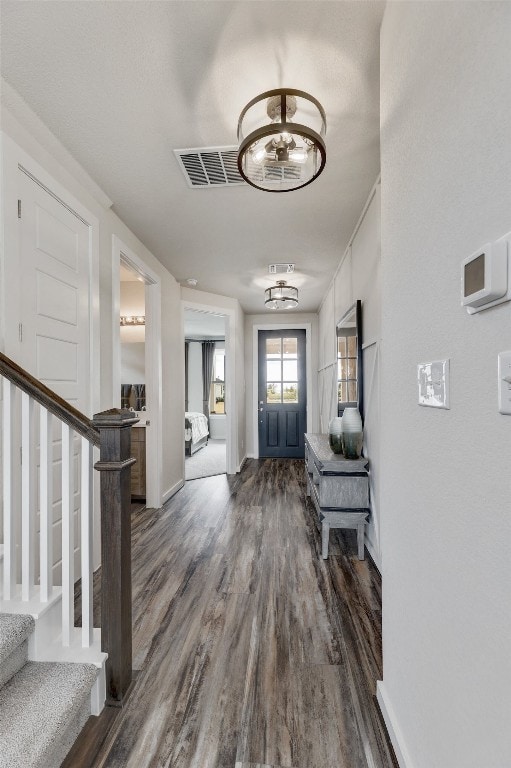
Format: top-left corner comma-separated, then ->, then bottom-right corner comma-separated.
336,299 -> 363,420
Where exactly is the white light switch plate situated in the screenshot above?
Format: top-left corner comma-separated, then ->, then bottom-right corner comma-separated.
498,351 -> 511,414
417,359 -> 450,409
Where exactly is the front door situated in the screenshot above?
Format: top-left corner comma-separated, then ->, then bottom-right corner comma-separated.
258,330 -> 306,458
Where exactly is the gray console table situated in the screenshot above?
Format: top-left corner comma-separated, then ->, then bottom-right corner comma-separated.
304,433 -> 369,560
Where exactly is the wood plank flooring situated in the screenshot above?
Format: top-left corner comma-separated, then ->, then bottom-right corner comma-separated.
86,458 -> 397,768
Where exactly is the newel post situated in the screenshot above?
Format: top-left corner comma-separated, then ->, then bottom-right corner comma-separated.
92,408 -> 138,706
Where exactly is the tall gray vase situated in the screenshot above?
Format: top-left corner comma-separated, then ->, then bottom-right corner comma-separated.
341,406 -> 363,459
328,416 -> 343,454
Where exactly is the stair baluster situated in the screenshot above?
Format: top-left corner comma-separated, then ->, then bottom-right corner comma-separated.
80,436 -> 94,648
39,406 -> 53,603
2,378 -> 16,600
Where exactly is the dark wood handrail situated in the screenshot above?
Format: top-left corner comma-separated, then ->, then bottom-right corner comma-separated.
0,351 -> 100,447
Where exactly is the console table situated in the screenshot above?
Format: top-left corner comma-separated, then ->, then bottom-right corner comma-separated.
304,433 -> 369,560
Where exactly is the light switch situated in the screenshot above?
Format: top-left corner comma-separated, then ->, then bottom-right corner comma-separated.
498,351 -> 511,414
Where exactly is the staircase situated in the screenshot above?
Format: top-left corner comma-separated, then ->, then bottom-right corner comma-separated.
0,351 -> 137,766
0,613 -> 98,768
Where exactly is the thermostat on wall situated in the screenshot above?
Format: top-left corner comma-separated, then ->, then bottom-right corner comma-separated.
461,234 -> 510,314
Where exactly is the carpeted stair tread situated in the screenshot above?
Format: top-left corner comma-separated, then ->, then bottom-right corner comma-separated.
0,661 -> 97,768
0,614 -> 34,666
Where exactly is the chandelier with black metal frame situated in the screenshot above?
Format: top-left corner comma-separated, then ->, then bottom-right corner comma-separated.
237,88 -> 327,192
264,280 -> 299,310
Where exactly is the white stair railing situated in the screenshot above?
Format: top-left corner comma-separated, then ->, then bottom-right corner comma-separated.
1,375 -> 95,653
0,349 -> 136,708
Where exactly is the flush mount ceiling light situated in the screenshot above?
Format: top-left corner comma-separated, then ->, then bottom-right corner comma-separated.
264,280 -> 299,310
237,88 -> 326,192
120,316 -> 145,326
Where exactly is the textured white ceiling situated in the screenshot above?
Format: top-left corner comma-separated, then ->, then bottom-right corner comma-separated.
0,0 -> 384,313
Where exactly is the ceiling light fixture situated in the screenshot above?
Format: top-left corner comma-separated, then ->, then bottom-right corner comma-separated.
120,316 -> 145,326
264,280 -> 299,310
237,88 -> 326,192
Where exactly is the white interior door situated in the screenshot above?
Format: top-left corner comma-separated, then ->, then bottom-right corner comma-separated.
17,169 -> 92,582
18,170 -> 91,413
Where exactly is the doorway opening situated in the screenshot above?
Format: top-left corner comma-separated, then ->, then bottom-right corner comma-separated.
112,236 -> 162,509
119,261 -> 148,509
184,309 -> 227,480
252,322 -> 313,458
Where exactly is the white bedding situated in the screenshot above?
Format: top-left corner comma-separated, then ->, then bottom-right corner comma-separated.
185,411 -> 209,444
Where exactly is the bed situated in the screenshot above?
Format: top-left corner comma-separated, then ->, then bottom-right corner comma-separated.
185,411 -> 209,456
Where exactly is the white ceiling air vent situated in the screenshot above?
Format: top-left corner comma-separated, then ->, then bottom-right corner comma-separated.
174,147 -> 245,188
269,264 -> 295,274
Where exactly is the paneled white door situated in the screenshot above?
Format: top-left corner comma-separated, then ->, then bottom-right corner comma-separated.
18,169 -> 91,413
17,169 -> 92,583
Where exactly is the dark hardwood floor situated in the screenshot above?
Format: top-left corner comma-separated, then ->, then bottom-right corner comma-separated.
79,458 -> 396,768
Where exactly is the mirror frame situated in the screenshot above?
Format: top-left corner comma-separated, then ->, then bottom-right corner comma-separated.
336,299 -> 363,421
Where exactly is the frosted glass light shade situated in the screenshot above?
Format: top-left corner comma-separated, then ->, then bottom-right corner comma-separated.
264,280 -> 298,310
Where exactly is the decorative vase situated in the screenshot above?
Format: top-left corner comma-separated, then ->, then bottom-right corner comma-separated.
341,406 -> 363,459
328,416 -> 343,454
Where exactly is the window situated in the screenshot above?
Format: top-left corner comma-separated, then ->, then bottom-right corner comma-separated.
209,348 -> 225,413
337,329 -> 357,408
265,337 -> 299,404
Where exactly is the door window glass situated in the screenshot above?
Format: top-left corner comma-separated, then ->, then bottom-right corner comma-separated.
282,360 -> 297,380
267,360 -> 281,380
265,335 -> 300,403
283,383 -> 298,402
283,337 -> 297,357
266,338 -> 281,358
266,382 -> 282,402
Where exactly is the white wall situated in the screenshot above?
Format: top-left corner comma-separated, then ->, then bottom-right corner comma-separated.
120,281 -> 145,344
121,343 -> 145,384
0,85 -> 185,561
244,312 -> 319,457
317,183 -> 382,565
378,3 -> 511,767
120,278 -> 146,384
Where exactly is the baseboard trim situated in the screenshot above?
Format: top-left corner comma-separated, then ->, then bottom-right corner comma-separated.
162,479 -> 184,505
376,682 -> 415,768
245,453 -> 256,459
237,455 -> 248,473
364,536 -> 381,574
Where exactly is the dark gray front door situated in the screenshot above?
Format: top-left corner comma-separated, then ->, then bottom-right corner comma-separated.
258,330 -> 307,458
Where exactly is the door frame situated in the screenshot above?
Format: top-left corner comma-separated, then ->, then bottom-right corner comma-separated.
112,236 -> 163,508
252,323 -> 312,458
182,299 -> 236,475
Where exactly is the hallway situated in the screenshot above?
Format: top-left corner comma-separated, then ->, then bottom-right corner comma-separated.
92,459 -> 396,768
